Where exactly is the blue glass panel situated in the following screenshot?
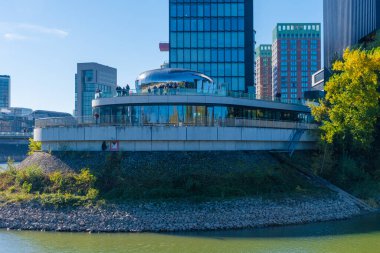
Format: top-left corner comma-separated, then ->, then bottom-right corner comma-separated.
170,19 -> 177,31
218,32 -> 225,47
211,18 -> 218,31
191,33 -> 198,48
218,64 -> 225,76
184,49 -> 190,62
184,4 -> 190,17
184,32 -> 190,47
211,32 -> 218,47
238,32 -> 244,47
198,19 -> 204,31
191,19 -> 197,31
231,17 -> 238,30
204,4 -> 211,16
184,19 -> 190,31
231,32 -> 238,47
225,63 -> 232,76
238,48 -> 244,62
177,32 -> 183,47
237,3 -> 244,16
211,49 -> 218,62
238,63 -> 245,76
170,3 -> 177,17
204,32 -> 211,47
170,32 -> 177,48
177,49 -> 184,61
198,49 -> 204,61
204,49 -> 211,62
231,49 -> 238,62
231,4 -> 238,16
225,48 -> 231,62
211,4 -> 217,16
204,18 -> 211,31
224,4 -> 231,16
198,32 -> 204,48
218,18 -> 224,31
211,63 -> 218,76
177,19 -> 184,31
218,49 -> 224,61
197,4 -> 204,17
225,18 -> 231,31
177,4 -> 183,17
191,49 -> 197,61
225,32 -> 231,47
238,17 -> 244,31
218,4 -> 224,16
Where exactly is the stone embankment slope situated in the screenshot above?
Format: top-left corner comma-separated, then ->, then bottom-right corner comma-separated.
0,195 -> 361,232
0,151 -> 372,232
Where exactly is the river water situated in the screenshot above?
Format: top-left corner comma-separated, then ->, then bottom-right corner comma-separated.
1,213 -> 380,253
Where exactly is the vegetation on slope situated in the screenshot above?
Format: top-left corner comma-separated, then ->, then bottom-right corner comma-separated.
311,47 -> 380,201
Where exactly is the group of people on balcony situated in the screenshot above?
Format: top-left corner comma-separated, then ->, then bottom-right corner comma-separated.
146,82 -> 182,95
116,85 -> 131,97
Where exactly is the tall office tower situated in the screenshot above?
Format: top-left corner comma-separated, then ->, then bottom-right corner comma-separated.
272,23 -> 321,103
0,75 -> 10,108
324,0 -> 380,69
255,45 -> 272,100
75,63 -> 117,117
169,0 -> 255,92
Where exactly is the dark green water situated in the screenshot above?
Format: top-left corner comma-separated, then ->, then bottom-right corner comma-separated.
1,213 -> 380,253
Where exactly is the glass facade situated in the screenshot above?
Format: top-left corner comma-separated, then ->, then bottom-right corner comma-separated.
0,75 -> 10,108
324,0 -> 379,69
95,103 -> 311,126
75,63 -> 117,117
169,0 -> 254,92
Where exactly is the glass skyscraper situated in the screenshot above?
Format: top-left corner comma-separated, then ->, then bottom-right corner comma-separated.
324,0 -> 380,69
169,0 -> 254,92
0,75 -> 10,108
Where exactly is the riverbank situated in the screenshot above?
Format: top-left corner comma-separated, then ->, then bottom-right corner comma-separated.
0,194 -> 363,232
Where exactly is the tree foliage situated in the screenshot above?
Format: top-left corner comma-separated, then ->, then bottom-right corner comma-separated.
312,48 -> 380,152
28,138 -> 42,156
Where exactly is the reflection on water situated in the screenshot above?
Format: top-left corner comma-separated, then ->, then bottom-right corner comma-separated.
1,213 -> 380,253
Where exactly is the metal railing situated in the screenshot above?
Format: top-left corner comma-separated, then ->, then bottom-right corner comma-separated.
96,88 -> 307,106
0,132 -> 33,138
35,116 -> 318,130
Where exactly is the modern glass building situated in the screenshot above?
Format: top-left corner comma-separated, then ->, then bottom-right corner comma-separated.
75,63 -> 117,117
93,68 -> 312,127
168,0 -> 254,92
0,75 -> 10,108
272,23 -> 321,103
255,45 -> 272,100
324,0 -> 380,69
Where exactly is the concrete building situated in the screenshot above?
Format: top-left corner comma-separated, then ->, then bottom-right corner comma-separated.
75,63 -> 117,117
0,75 -> 10,108
272,23 -> 321,103
35,68 -> 317,152
169,0 -> 255,92
324,0 -> 380,69
255,45 -> 272,100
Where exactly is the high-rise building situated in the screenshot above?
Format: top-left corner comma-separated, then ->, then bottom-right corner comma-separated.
75,63 -> 117,117
255,45 -> 272,100
324,0 -> 380,69
0,75 -> 10,108
169,0 -> 255,92
272,23 -> 321,103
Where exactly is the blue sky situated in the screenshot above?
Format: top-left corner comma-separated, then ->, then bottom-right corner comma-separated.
0,0 -> 322,113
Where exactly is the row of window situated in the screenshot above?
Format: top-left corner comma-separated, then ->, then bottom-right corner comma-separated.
96,104 -> 310,125
170,48 -> 245,63
277,33 -> 320,39
170,3 -> 245,18
170,17 -> 245,32
170,62 -> 245,77
170,31 -> 245,48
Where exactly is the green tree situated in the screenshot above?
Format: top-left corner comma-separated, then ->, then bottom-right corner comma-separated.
28,138 -> 42,156
312,48 -> 380,153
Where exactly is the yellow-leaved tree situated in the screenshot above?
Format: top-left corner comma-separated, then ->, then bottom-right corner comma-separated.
312,48 -> 380,152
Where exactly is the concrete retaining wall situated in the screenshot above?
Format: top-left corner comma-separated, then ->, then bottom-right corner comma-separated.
34,126 -> 317,152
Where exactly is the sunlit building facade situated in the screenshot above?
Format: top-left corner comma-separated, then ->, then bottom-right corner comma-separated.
255,45 -> 272,100
324,0 -> 380,69
272,23 -> 321,103
0,75 -> 10,108
169,0 -> 254,92
75,63 -> 117,117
